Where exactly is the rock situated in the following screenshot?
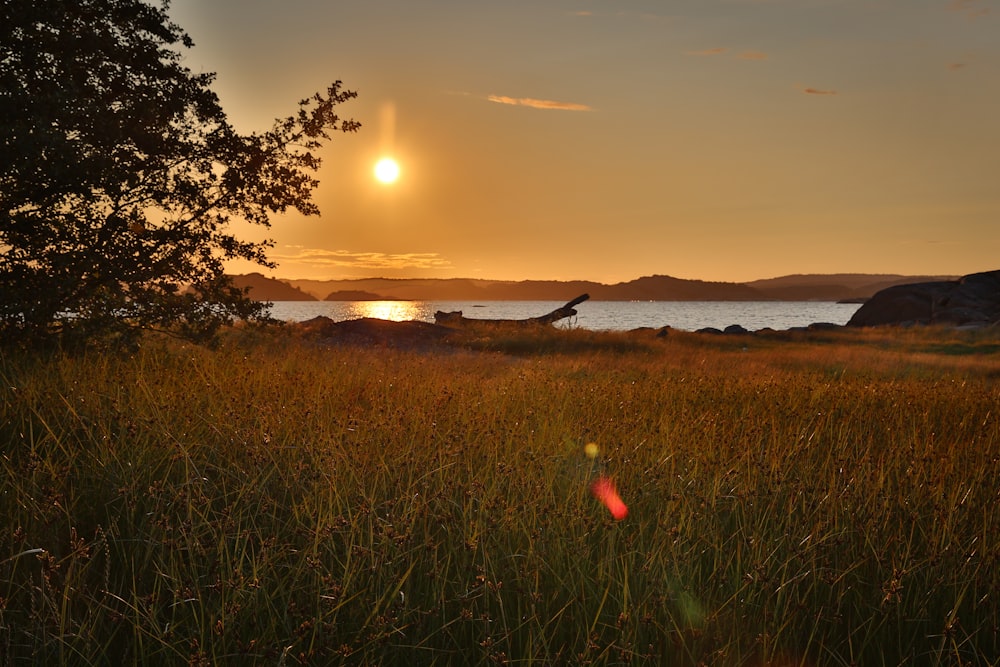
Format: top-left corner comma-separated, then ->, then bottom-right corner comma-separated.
724,324 -> 750,334
847,270 -> 1000,327
434,310 -> 464,325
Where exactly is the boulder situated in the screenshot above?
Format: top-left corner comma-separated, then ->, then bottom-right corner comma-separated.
846,270 -> 1000,327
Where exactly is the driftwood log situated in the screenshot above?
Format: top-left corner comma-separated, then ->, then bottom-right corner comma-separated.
435,294 -> 590,327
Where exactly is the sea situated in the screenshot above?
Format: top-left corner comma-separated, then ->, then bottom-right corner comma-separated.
264,300 -> 862,333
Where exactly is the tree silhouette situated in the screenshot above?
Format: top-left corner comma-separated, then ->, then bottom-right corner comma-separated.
0,0 -> 359,346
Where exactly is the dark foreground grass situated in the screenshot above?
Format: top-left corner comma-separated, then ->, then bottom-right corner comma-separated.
1,325 -> 999,665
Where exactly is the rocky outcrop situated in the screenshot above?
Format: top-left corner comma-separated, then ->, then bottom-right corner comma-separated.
846,270 -> 1000,327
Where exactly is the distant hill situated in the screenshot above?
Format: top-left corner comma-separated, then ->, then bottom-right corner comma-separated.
745,274 -> 959,302
325,290 -> 393,301
591,275 -> 763,301
290,277 -> 586,301
253,273 -> 963,303
289,276 -> 753,301
230,273 -> 316,301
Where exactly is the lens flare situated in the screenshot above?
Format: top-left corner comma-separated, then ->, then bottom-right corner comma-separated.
590,476 -> 628,520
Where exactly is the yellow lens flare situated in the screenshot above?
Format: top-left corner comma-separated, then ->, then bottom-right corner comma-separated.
374,157 -> 400,184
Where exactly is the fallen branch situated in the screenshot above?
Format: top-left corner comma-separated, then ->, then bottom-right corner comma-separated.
435,294 -> 590,327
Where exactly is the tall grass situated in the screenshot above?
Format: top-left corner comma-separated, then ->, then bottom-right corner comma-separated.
1,326 -> 998,665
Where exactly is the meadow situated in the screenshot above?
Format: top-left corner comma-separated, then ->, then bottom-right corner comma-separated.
1,324 -> 999,665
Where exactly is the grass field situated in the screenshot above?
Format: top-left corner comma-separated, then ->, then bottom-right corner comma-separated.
2,325 -> 999,665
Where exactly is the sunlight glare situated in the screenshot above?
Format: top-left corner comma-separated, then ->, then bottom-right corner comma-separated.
374,157 -> 400,184
349,300 -> 418,321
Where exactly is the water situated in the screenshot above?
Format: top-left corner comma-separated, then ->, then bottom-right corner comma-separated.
264,300 -> 861,332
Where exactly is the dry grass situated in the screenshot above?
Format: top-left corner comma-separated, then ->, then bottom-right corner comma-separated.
1,324 -> 998,665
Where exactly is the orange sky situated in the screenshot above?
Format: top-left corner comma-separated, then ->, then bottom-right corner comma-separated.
168,0 -> 998,284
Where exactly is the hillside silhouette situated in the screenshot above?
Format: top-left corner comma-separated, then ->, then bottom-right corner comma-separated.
232,273 -> 957,303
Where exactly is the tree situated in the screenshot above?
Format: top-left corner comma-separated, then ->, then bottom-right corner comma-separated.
0,0 -> 359,346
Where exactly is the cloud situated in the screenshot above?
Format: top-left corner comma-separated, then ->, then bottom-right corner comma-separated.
685,47 -> 728,56
486,95 -> 592,111
738,51 -> 769,60
947,0 -> 990,19
271,248 -> 453,271
802,87 -> 837,95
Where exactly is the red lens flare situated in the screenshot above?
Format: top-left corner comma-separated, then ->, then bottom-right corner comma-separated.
590,476 -> 628,520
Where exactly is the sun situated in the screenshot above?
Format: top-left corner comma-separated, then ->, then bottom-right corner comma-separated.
374,157 -> 400,184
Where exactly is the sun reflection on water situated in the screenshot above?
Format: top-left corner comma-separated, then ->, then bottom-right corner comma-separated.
347,301 -> 422,322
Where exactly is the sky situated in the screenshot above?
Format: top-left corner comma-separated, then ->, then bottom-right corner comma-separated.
167,0 -> 999,284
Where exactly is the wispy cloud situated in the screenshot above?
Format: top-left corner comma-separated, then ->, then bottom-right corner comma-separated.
738,51 -> 769,60
802,87 -> 837,95
271,248 -> 452,271
487,95 -> 592,111
685,47 -> 729,56
948,0 -> 990,19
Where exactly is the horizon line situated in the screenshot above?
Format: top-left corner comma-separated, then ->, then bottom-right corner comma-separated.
233,270 -> 969,285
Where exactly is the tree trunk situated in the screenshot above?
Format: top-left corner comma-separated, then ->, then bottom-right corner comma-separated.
435,294 -> 590,327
